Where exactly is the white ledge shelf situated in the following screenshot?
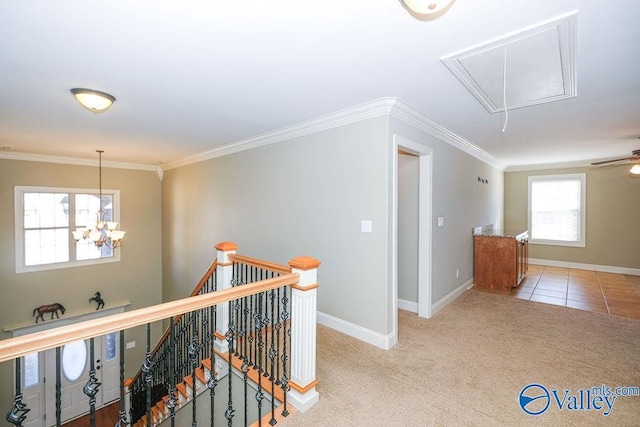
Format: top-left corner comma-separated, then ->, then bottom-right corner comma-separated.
5,302 -> 131,337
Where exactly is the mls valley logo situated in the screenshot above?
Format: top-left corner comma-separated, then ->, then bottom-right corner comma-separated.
519,383 -> 640,416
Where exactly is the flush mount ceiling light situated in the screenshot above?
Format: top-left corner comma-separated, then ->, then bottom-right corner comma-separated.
400,0 -> 455,20
70,88 -> 116,114
630,164 -> 640,175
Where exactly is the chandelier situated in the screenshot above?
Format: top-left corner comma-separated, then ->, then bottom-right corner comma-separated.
72,150 -> 126,248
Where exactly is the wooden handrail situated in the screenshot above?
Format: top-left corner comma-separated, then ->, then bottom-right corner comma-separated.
228,254 -> 291,275
0,273 -> 299,364
189,259 -> 218,297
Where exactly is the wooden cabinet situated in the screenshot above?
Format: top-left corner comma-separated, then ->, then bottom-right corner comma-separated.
474,231 -> 528,292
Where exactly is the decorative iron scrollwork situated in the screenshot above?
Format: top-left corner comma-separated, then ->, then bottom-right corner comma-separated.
115,409 -> 129,427
5,393 -> 30,426
141,352 -> 156,383
82,370 -> 102,406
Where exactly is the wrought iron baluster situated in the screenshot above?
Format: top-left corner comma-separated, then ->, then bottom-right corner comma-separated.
116,330 -> 129,426
255,292 -> 265,425
56,347 -> 61,426
83,338 -> 101,427
243,296 -> 249,364
280,287 -> 290,418
269,289 -> 277,425
236,298 -> 247,361
263,289 -> 270,377
207,305 -> 218,427
234,297 -> 241,359
141,323 -> 155,426
242,359 -> 249,427
275,287 -> 282,386
189,310 -> 200,427
225,300 -> 235,427
248,294 -> 255,368
167,317 -> 177,427
6,357 -> 30,426
181,316 -> 189,380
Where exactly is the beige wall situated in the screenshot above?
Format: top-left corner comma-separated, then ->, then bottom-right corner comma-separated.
163,114 -> 506,338
0,158 -> 163,408
162,117 -> 391,334
389,118 -> 505,304
505,165 -> 640,269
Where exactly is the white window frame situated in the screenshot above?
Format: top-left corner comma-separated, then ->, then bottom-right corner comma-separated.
15,186 -> 121,274
527,173 -> 586,247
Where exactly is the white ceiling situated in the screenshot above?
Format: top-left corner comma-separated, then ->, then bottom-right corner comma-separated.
1,0 -> 639,169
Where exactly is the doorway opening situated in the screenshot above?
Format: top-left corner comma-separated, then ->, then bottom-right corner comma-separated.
391,134 -> 433,345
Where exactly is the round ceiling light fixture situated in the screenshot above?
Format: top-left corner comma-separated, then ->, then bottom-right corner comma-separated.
401,0 -> 456,20
70,88 -> 116,114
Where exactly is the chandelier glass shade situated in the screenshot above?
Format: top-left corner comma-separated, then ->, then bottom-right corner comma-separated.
72,150 -> 126,249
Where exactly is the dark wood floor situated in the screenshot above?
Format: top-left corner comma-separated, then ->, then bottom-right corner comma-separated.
63,401 -> 122,427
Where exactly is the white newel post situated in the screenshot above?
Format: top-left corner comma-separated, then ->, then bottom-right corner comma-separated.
288,256 -> 321,412
123,379 -> 132,422
214,241 -> 237,379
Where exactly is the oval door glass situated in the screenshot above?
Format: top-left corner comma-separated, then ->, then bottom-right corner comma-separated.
62,340 -> 87,381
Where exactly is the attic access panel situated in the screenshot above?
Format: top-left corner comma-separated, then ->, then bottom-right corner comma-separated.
441,11 -> 577,113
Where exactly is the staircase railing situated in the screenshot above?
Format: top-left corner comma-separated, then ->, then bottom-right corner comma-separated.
0,242 -> 320,427
127,258 -> 219,425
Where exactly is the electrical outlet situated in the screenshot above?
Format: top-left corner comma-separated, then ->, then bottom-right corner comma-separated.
361,220 -> 373,233
126,341 -> 136,349
437,216 -> 444,227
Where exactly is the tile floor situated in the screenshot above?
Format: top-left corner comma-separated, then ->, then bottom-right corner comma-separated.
510,265 -> 640,321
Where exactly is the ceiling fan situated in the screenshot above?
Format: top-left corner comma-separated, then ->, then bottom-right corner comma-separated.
590,149 -> 640,166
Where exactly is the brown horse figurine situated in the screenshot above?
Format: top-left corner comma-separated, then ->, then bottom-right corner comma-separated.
33,303 -> 65,323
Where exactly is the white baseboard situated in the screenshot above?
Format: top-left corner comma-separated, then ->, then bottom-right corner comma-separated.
397,298 -> 418,313
317,280 -> 473,350
316,311 -> 395,350
431,278 -> 474,317
529,258 -> 640,276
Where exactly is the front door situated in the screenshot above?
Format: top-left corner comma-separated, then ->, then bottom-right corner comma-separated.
11,305 -> 125,426
19,332 -> 120,426
44,338 -> 103,425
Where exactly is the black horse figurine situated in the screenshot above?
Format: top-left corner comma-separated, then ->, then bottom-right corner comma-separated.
89,292 -> 105,310
32,303 -> 65,323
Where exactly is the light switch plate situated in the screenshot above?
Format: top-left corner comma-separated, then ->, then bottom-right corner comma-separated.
126,341 -> 136,349
361,220 -> 373,233
437,216 -> 445,227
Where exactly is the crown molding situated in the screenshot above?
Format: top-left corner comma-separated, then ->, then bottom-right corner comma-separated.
162,98 -> 397,170
1,98 -> 502,173
388,99 -> 506,170
0,151 -> 157,171
505,160 -> 594,172
162,97 -> 504,171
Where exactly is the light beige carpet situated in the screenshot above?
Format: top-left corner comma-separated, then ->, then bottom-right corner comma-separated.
287,289 -> 640,426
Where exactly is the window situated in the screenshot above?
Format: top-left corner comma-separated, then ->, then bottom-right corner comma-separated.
15,186 -> 121,273
62,340 -> 87,381
23,352 -> 39,388
528,173 -> 586,247
105,332 -> 118,361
